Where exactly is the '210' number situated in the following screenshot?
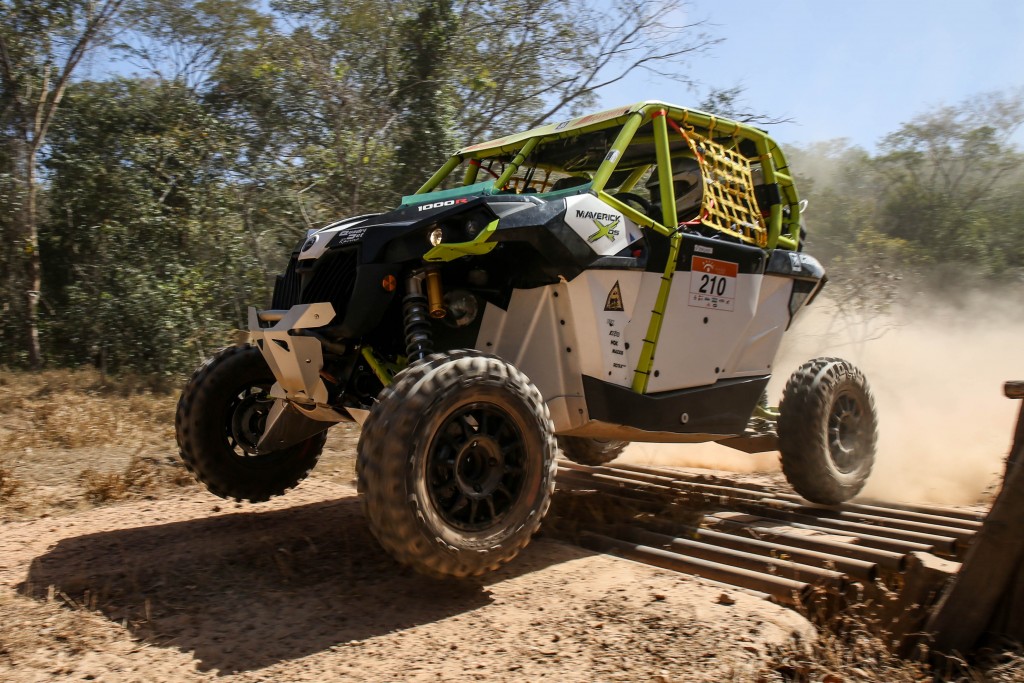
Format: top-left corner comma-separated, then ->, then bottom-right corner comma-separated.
698,273 -> 728,296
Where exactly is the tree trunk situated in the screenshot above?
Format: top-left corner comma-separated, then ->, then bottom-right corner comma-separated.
24,151 -> 42,368
925,381 -> 1024,654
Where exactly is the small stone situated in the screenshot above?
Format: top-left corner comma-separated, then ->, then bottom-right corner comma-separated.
652,593 -> 666,601
552,634 -> 560,642
717,593 -> 735,606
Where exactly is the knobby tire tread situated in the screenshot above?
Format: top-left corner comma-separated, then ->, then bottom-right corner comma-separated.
357,351 -> 557,579
175,345 -> 326,503
777,357 -> 877,505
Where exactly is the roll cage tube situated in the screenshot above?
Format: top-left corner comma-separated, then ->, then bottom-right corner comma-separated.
414,103 -> 800,250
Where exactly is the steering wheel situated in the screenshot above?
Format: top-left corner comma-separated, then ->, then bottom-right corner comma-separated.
612,192 -> 653,216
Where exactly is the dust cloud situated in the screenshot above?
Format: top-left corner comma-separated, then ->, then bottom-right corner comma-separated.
619,293 -> 1024,505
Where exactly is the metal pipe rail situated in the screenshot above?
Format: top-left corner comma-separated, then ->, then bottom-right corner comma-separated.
551,459 -> 980,604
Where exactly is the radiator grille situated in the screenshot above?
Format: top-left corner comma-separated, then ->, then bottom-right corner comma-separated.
271,249 -> 358,323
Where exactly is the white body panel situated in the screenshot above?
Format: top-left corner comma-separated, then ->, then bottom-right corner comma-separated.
475,283 -> 585,432
477,270 -> 794,434
635,271 -> 794,393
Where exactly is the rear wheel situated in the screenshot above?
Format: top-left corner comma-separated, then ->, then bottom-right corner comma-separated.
557,437 -> 627,466
358,352 -> 557,578
175,346 -> 327,502
777,357 -> 877,505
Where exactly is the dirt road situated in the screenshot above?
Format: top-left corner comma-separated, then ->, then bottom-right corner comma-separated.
1,468 -> 812,682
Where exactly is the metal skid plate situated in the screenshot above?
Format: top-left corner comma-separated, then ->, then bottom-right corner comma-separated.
248,302 -> 335,407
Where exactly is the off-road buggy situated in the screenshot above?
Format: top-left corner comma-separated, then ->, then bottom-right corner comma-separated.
176,101 -> 878,578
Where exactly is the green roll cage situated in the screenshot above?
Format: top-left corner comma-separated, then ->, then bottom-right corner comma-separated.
412,101 -> 803,394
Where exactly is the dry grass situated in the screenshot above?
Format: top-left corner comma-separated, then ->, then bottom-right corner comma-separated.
0,368 -> 175,451
0,459 -> 21,501
79,454 -> 193,504
756,610 -> 1024,682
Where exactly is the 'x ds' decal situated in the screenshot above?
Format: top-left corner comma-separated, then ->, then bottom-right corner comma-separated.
587,216 -> 621,242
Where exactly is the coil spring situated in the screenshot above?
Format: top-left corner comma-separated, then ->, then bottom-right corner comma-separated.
403,293 -> 434,362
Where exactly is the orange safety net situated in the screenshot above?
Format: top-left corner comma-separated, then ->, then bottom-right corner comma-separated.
668,118 -> 767,247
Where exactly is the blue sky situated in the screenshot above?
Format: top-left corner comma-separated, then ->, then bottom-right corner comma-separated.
599,0 -> 1024,150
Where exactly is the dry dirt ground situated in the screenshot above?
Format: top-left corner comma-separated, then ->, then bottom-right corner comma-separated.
1,390 -> 815,683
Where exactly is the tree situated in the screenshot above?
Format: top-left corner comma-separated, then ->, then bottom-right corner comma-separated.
42,77 -> 265,376
205,0 -> 722,224
0,0 -> 126,367
117,0 -> 272,89
874,89 -> 1024,278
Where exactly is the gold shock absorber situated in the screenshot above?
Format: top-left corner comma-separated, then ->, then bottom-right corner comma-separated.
425,268 -> 446,318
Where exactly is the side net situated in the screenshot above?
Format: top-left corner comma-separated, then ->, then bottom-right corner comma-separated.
671,120 -> 768,247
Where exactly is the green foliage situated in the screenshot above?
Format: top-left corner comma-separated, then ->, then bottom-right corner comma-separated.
5,0 -> 1022,381
40,78 -> 270,375
795,90 -> 1024,293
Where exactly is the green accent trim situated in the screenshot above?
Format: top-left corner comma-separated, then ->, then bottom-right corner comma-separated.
632,230 -> 683,394
494,137 -> 540,189
590,112 -> 644,191
423,219 -> 500,262
753,403 -> 780,420
401,180 -> 493,207
416,155 -> 464,195
361,346 -> 406,386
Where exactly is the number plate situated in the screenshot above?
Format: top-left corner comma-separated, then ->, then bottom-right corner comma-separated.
688,256 -> 737,311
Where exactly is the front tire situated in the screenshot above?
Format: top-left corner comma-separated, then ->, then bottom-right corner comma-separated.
777,357 -> 877,505
357,352 -> 557,578
175,346 -> 327,502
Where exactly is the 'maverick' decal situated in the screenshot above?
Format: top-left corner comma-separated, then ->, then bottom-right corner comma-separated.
563,195 -> 641,256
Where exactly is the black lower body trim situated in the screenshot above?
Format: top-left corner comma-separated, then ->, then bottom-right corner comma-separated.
582,374 -> 769,436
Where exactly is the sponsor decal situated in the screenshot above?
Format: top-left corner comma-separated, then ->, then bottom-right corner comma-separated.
336,226 -> 367,244
688,256 -> 738,311
564,196 -> 633,254
588,217 -> 621,242
301,234 -> 319,252
604,281 -> 624,311
693,244 -> 713,255
576,209 -> 622,242
417,198 -> 469,212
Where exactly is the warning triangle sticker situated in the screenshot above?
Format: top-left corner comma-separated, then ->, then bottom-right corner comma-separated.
604,280 -> 624,311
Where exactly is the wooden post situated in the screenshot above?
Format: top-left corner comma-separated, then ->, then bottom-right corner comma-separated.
925,381 -> 1024,654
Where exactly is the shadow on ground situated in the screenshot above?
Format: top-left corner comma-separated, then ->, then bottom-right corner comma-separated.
19,494 -> 582,674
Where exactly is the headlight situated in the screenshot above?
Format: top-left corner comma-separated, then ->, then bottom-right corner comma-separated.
429,227 -> 444,247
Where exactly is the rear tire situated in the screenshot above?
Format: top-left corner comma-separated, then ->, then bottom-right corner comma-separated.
357,352 -> 557,578
557,437 -> 627,466
777,357 -> 877,505
175,346 -> 327,502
